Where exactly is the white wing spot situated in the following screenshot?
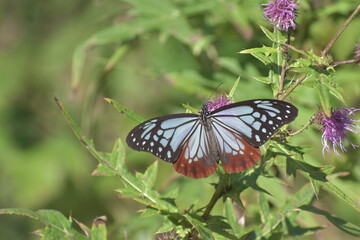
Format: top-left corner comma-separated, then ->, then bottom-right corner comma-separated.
277,116 -> 282,120
286,110 -> 291,113
261,115 -> 267,122
157,130 -> 163,135
167,151 -> 171,158
269,120 -> 273,125
255,135 -> 260,142
142,141 -> 146,145
158,147 -> 162,152
132,138 -> 136,142
150,142 -> 154,147
262,128 -> 267,133
153,135 -> 159,141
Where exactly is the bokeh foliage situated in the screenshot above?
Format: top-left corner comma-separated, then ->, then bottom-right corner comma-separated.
0,0 -> 360,239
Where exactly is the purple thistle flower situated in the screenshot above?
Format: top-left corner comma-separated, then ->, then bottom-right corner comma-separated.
261,0 -> 299,32
207,97 -> 231,112
315,108 -> 360,156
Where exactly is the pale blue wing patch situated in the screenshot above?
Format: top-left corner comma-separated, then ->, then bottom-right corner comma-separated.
126,114 -> 199,163
210,99 -> 298,147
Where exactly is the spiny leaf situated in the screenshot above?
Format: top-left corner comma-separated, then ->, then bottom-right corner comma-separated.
184,214 -> 215,239
301,205 -> 360,237
104,98 -> 145,123
143,161 -> 159,188
224,198 -> 243,237
0,208 -> 86,240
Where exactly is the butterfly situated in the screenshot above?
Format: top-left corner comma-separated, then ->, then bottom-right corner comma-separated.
126,99 -> 298,178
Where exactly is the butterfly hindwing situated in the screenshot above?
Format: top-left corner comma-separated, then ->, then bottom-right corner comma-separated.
126,114 -> 199,163
173,124 -> 218,178
211,99 -> 298,147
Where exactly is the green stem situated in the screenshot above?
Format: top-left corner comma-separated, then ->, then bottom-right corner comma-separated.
278,74 -> 306,100
202,173 -> 230,220
322,4 -> 360,56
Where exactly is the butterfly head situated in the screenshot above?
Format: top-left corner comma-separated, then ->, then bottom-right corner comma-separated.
200,104 -> 211,121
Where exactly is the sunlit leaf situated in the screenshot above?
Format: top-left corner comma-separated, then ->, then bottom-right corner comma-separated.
301,205 -> 360,237
104,98 -> 145,123
0,208 -> 86,240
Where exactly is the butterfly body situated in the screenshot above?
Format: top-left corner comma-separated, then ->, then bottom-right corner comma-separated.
126,99 -> 298,178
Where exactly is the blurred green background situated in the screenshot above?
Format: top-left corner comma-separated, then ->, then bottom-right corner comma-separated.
0,0 -> 359,239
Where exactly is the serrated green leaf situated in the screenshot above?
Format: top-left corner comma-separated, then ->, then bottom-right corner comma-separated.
283,184 -> 315,212
93,139 -> 126,176
0,208 -> 86,240
259,25 -> 277,42
117,187 -> 142,198
207,217 -> 238,240
240,46 -> 278,55
143,161 -> 158,188
162,184 -> 179,199
301,205 -> 360,237
224,198 -> 242,237
240,47 -> 278,65
54,97 -> 106,162
283,217 -> 323,236
184,214 -> 214,239
104,98 -> 145,123
322,181 -> 360,213
139,207 -> 159,218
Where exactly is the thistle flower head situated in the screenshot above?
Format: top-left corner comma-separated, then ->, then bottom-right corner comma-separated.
315,108 -> 360,156
207,96 -> 231,112
261,0 -> 299,32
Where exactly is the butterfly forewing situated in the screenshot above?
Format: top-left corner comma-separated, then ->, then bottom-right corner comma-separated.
126,114 -> 199,163
211,99 -> 298,147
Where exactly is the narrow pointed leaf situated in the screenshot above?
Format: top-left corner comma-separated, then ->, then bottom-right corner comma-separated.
104,98 -> 145,123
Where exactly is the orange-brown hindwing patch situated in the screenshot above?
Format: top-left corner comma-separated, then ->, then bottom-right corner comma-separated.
173,138 -> 218,178
221,138 -> 261,173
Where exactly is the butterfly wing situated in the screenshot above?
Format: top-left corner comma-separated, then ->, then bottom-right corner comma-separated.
210,99 -> 298,147
211,119 -> 261,173
173,123 -> 219,178
126,114 -> 199,163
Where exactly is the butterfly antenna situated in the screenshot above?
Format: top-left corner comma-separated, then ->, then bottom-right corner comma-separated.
204,82 -> 223,104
